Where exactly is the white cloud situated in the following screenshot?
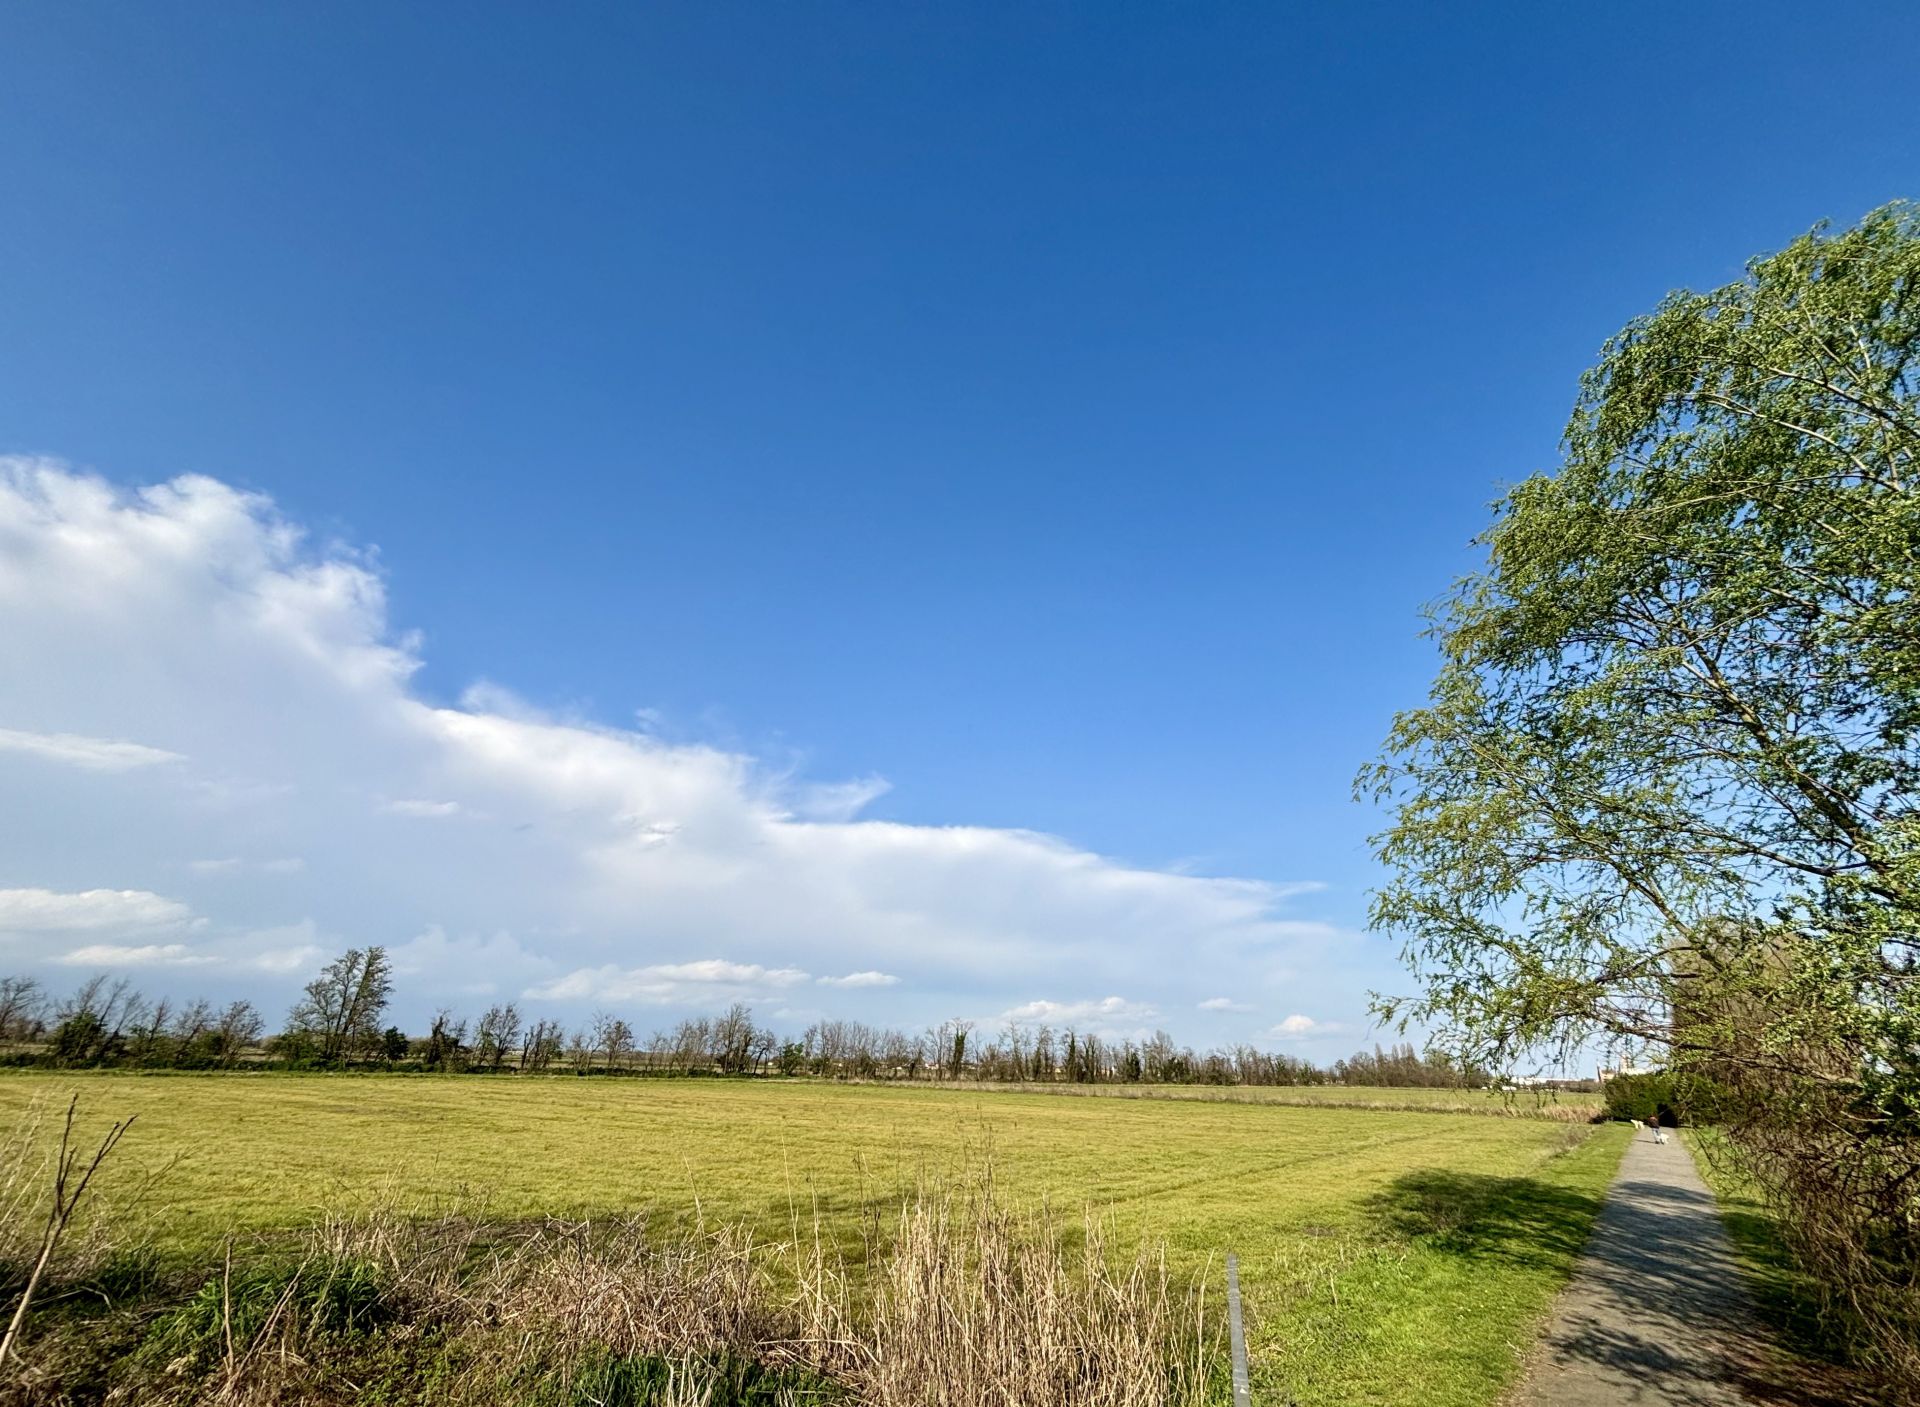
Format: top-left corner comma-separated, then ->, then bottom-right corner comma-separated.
384,798 -> 463,818
790,776 -> 892,823
1001,995 -> 1159,1028
1198,996 -> 1253,1013
0,458 -> 1356,1032
190,856 -> 305,875
1271,1013 -> 1348,1040
817,970 -> 900,989
57,942 -> 213,967
241,920 -> 327,973
528,958 -> 811,1004
0,887 -> 194,933
0,725 -> 183,772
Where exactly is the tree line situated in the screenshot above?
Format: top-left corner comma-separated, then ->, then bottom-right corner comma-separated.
0,952 -> 1487,1088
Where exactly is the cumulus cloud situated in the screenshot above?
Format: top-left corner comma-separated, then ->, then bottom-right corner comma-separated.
0,457 -> 1354,1032
1271,1013 -> 1347,1040
0,726 -> 183,772
0,887 -> 195,933
1198,996 -> 1253,1013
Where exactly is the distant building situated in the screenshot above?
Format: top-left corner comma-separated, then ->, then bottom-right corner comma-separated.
1597,1052 -> 1667,1083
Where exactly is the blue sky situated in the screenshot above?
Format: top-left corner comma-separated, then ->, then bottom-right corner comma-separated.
0,4 -> 1914,1059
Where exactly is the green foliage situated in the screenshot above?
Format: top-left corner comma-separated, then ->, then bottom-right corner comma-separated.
1363,201 -> 1920,1396
1364,201 -> 1920,1077
1596,1073 -> 1730,1126
141,1255 -> 391,1369
517,1351 -> 844,1406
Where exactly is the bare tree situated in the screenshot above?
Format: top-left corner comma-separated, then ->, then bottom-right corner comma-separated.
672,1018 -> 710,1075
711,1003 -> 757,1075
210,1001 -> 263,1066
939,1019 -> 974,1081
473,1003 -> 522,1070
588,1012 -> 634,1071
170,998 -> 214,1050
520,1018 -> 564,1072
0,977 -> 44,1045
424,1010 -> 469,1070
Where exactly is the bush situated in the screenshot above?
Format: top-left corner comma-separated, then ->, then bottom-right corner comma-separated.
1602,1072 -> 1729,1126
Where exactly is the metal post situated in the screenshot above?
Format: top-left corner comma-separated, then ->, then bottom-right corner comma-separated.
1227,1251 -> 1252,1406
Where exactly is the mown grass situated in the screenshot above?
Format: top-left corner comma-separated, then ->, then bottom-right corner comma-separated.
0,1073 -> 1627,1407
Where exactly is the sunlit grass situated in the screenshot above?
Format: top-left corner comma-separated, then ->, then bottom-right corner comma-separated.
0,1073 -> 1627,1407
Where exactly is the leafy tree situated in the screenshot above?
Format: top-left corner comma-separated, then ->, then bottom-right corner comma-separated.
49,976 -> 138,1065
1363,203 -> 1920,1385
286,947 -> 394,1064
423,1010 -> 469,1070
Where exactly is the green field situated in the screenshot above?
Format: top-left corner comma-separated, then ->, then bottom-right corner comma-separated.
0,1074 -> 1628,1407
937,1080 -> 1604,1119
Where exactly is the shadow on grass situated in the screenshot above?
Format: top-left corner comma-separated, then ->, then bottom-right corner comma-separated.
1370,1165 -> 1880,1407
1365,1169 -> 1604,1272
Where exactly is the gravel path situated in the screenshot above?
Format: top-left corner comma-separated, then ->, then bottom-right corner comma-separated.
1513,1129 -> 1768,1407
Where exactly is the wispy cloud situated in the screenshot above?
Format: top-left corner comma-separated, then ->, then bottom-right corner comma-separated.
817,970 -> 899,988
383,798 -> 463,818
190,856 -> 305,875
528,959 -> 811,1004
0,725 -> 182,772
57,942 -> 213,967
1198,996 -> 1254,1013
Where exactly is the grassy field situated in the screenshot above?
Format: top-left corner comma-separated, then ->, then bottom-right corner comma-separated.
931,1080 -> 1604,1119
1,1073 -> 1628,1407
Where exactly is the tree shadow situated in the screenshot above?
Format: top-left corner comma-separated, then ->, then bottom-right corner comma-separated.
1369,1167 -> 1880,1407
1365,1168 -> 1604,1272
